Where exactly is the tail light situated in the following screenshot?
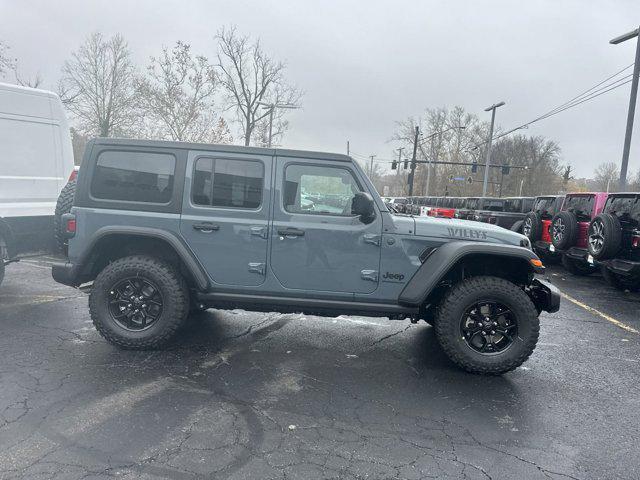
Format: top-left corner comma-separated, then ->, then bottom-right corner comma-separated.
68,167 -> 79,183
62,213 -> 76,237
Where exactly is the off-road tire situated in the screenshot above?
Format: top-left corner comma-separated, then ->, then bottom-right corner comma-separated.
551,211 -> 578,250
561,254 -> 596,276
601,265 -> 640,292
89,255 -> 189,349
523,212 -> 542,241
434,276 -> 539,375
588,214 -> 622,260
54,180 -> 76,255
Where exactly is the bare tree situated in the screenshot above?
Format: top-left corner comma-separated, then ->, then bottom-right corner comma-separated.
210,117 -> 234,144
0,41 -> 15,78
136,41 -> 218,142
13,69 -> 43,88
593,161 -> 620,192
59,33 -> 138,137
215,26 -> 302,146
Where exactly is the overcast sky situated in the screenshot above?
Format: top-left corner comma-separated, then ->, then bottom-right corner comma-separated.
1,0 -> 639,177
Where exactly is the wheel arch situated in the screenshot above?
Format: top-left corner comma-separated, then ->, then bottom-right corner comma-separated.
74,227 -> 208,290
398,241 -> 542,309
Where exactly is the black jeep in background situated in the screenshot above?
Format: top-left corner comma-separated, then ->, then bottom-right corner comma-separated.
588,193 -> 640,291
475,197 -> 535,230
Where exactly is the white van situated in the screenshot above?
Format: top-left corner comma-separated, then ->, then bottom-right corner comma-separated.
0,83 -> 74,284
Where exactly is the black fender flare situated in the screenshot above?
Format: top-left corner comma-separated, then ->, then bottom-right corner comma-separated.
398,241 -> 543,307
0,218 -> 17,259
66,226 -> 208,289
511,220 -> 524,233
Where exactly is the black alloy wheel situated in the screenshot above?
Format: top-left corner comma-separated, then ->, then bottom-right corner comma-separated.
460,301 -> 517,355
108,277 -> 164,331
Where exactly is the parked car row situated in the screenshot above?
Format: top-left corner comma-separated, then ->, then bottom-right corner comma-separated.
382,192 -> 640,291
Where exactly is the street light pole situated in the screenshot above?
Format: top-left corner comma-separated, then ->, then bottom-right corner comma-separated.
610,26 -> 640,190
482,101 -> 505,196
257,101 -> 300,148
407,126 -> 420,196
419,126 -> 466,195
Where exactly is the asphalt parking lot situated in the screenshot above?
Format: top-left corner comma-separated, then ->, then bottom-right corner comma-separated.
1,255 -> 639,480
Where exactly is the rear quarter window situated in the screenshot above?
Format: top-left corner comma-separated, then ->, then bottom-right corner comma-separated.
605,196 -> 640,224
91,151 -> 176,204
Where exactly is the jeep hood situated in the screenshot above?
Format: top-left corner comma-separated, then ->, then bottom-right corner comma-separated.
412,215 -> 527,247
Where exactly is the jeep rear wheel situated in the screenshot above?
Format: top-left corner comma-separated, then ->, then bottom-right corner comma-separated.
523,212 -> 542,241
89,255 -> 189,349
588,214 -> 622,260
551,211 -> 578,250
54,179 -> 76,255
434,276 -> 539,375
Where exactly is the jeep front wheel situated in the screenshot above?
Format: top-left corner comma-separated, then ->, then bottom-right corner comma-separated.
434,276 -> 539,375
89,255 -> 189,349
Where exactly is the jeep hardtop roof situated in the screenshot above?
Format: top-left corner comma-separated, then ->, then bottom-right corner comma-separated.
89,137 -> 352,163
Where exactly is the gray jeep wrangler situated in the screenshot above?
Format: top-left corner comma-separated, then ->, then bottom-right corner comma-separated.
52,138 -> 559,374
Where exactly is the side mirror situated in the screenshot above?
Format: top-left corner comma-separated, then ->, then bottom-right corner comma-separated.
351,192 -> 376,224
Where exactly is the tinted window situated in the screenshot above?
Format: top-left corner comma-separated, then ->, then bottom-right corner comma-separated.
564,195 -> 595,222
605,195 -> 640,224
92,151 -> 175,203
534,197 -> 557,218
192,157 -> 263,209
284,164 -> 362,215
504,199 -> 522,213
486,199 -> 505,211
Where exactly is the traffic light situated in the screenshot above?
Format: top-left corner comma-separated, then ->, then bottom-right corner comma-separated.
502,165 -> 510,175
391,160 -> 397,170
471,161 -> 478,173
403,159 -> 409,169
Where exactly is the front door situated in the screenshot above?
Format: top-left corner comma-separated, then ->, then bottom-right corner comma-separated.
270,158 -> 382,294
180,151 -> 271,287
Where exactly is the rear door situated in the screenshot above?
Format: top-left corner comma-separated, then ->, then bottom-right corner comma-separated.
180,150 -> 271,287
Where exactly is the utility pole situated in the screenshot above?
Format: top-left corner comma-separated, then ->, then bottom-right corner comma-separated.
256,101 -> 300,148
482,101 -> 505,196
407,126 -> 419,196
610,27 -> 640,190
369,155 -> 376,177
396,147 -> 404,176
347,140 -> 350,156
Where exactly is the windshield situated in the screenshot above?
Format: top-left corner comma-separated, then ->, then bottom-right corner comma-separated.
563,195 -> 594,222
604,195 -> 640,226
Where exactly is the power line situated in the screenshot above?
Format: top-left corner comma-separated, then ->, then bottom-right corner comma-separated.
469,64 -> 635,150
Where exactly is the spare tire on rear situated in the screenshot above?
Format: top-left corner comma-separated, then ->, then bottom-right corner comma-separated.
588,213 -> 622,260
522,212 -> 542,241
54,179 -> 76,255
551,211 -> 578,250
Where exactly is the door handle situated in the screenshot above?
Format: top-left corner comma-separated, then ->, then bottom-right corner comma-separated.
193,222 -> 220,232
277,227 -> 305,237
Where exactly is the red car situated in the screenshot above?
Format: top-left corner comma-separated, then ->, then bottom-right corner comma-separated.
549,192 -> 608,275
428,197 -> 465,219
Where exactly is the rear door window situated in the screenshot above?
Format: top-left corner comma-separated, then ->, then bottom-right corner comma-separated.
564,195 -> 595,222
91,151 -> 176,203
192,157 -> 264,209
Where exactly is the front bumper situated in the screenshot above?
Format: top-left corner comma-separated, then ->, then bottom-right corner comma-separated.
51,261 -> 83,287
528,279 -> 561,313
599,258 -> 640,277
